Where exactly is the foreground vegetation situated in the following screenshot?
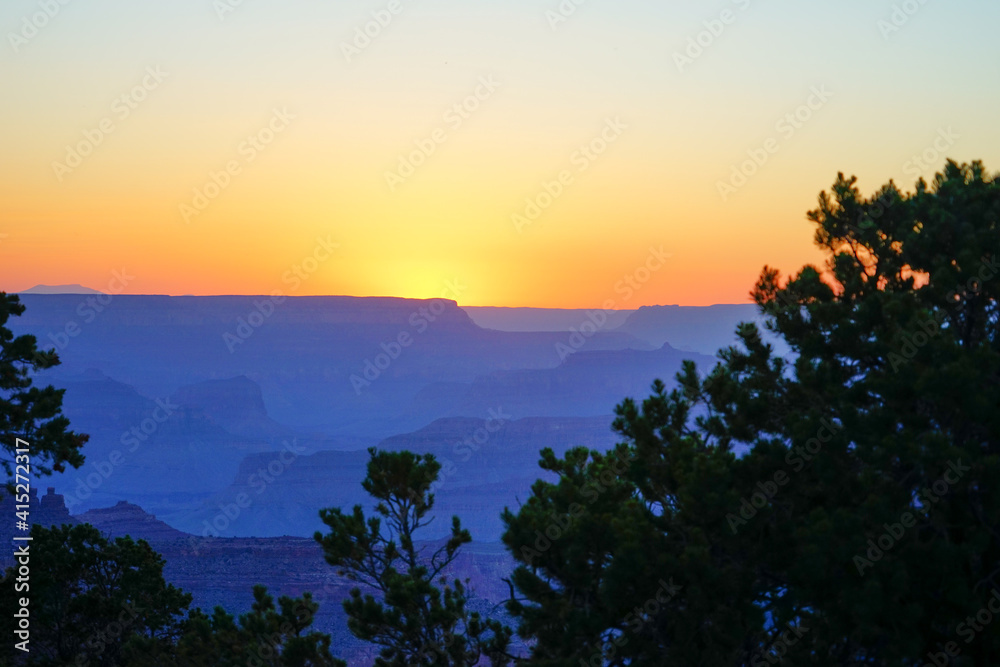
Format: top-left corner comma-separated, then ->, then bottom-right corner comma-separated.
3,160 -> 999,664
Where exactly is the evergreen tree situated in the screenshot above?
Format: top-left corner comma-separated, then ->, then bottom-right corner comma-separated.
0,523 -> 191,666
0,292 -> 88,492
0,522 -> 344,666
315,447 -> 512,665
124,585 -> 344,667
502,160 -> 1000,665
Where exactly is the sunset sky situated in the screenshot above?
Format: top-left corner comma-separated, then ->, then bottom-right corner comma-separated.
1,0 -> 998,307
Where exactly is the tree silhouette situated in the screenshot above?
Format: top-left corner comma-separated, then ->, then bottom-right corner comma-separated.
1,522 -> 344,666
0,292 -> 88,492
0,523 -> 191,666
315,448 -> 512,665
502,160 -> 1000,665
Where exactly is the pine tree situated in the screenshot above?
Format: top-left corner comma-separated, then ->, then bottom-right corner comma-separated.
0,292 -> 88,492
315,448 -> 512,665
501,160 -> 1000,665
0,523 -> 191,665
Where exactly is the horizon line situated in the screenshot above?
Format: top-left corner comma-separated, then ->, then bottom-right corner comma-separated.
8,287 -> 755,310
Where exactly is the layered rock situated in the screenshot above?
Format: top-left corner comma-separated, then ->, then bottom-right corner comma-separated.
0,489 -> 518,666
78,501 -> 189,542
167,415 -> 620,540
171,375 -> 292,438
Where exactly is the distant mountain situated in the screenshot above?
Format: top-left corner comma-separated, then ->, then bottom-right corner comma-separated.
10,295 -> 654,437
78,501 -> 190,542
19,283 -> 103,294
164,447 -> 373,539
48,370 -> 291,515
403,343 -> 717,421
171,375 -> 293,438
616,304 -> 789,356
168,415 -> 620,540
9,295 -> 791,544
0,490 -> 516,664
463,306 -> 635,332
465,303 -> 788,358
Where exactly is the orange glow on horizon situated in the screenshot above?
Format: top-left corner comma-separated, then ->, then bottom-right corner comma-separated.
2,2 -> 997,308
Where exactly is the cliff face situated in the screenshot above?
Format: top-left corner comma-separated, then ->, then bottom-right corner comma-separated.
13,297 -> 752,534
0,486 -> 79,544
0,489 -> 244,551
617,303 -> 790,356
156,536 -> 517,665
77,501 -> 190,542
0,488 -> 182,545
404,343 -> 717,420
166,415 -> 620,541
0,491 -> 517,666
48,370 -> 295,522
38,486 -> 75,525
10,294 -> 642,437
171,375 -> 291,438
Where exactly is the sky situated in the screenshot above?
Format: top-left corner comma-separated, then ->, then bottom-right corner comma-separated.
1,0 -> 998,308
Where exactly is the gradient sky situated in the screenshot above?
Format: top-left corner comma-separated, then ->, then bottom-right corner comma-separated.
1,0 -> 998,307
